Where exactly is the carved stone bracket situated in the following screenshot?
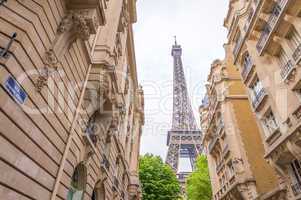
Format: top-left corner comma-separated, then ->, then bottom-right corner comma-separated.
35,67 -> 58,92
117,102 -> 126,117
118,1 -> 130,33
35,49 -> 60,92
58,9 -> 100,40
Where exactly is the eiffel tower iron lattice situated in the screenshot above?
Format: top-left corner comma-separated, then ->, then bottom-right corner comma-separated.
165,38 -> 203,176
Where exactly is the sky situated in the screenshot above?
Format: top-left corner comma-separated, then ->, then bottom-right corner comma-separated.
133,0 -> 229,171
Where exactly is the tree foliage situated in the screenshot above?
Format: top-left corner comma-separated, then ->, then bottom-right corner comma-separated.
186,155 -> 212,200
139,154 -> 181,200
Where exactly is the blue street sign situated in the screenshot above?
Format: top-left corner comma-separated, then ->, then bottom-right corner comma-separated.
5,76 -> 27,104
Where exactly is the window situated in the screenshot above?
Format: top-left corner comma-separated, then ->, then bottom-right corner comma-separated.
243,52 -> 252,69
250,78 -> 264,102
247,9 -> 254,22
262,110 -> 279,137
291,160 -> 301,183
67,164 -> 87,200
289,160 -> 301,196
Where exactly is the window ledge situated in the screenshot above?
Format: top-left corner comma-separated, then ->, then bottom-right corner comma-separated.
265,128 -> 281,145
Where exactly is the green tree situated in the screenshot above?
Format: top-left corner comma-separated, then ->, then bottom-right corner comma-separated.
186,155 -> 212,200
139,154 -> 181,200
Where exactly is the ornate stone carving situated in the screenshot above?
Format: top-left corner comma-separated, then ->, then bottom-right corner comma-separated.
57,14 -> 73,33
118,2 -> 129,33
117,102 -> 126,117
99,68 -> 110,97
44,49 -> 59,69
58,9 -> 100,40
35,49 -> 61,92
115,32 -> 123,59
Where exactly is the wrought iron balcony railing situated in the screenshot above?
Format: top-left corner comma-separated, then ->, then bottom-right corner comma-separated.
256,25 -> 271,52
252,88 -> 267,110
292,182 -> 301,196
256,0 -> 288,53
280,60 -> 294,80
293,43 -> 301,63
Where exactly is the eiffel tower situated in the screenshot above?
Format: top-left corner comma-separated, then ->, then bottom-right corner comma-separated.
166,38 -> 202,186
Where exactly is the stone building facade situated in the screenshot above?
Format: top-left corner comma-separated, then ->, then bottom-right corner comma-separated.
200,55 -> 279,200
223,0 -> 301,199
0,0 -> 144,200
201,0 -> 301,199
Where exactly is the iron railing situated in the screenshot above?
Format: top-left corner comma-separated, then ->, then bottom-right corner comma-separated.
256,25 -> 271,52
280,60 -> 294,80
292,182 -> 301,196
256,0 -> 288,53
293,43 -> 301,62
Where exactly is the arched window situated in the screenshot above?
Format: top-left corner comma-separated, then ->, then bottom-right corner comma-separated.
91,181 -> 105,200
67,163 -> 87,200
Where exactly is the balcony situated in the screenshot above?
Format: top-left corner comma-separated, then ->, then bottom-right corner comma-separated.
291,182 -> 301,197
252,88 -> 267,110
241,58 -> 255,82
280,60 -> 294,81
208,135 -> 219,153
243,0 -> 261,33
256,0 -> 288,54
256,25 -> 272,53
293,43 -> 301,63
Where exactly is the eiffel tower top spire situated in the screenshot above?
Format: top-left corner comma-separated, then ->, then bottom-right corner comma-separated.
171,40 -> 198,131
174,35 -> 178,46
